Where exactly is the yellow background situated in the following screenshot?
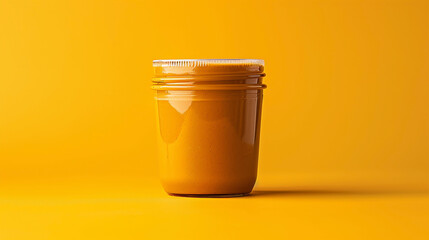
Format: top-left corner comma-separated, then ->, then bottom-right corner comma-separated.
0,0 -> 428,239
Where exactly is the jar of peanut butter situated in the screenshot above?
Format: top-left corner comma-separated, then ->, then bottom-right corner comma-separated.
152,59 -> 266,197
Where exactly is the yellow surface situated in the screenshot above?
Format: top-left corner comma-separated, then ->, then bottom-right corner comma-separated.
1,182 -> 428,239
0,0 -> 428,239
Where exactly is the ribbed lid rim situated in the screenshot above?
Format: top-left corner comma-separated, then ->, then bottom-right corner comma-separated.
153,59 -> 264,67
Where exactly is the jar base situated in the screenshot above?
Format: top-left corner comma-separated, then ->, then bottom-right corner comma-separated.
168,192 -> 250,198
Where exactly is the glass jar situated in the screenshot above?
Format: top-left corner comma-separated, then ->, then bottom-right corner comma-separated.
152,59 -> 266,197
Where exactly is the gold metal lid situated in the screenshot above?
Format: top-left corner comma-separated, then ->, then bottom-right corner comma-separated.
153,59 -> 264,76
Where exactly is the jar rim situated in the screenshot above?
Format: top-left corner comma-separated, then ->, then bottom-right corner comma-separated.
153,59 -> 264,76
153,59 -> 264,66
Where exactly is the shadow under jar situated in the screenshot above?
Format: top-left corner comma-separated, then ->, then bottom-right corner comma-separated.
152,59 -> 266,197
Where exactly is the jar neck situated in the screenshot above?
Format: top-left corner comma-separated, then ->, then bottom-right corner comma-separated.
152,74 -> 266,91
